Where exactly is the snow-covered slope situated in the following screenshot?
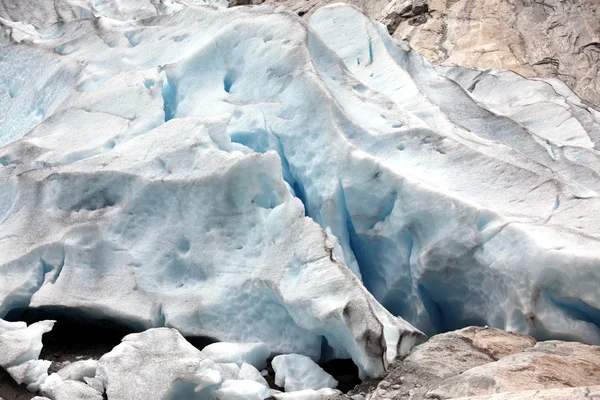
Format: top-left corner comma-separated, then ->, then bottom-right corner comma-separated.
0,0 -> 600,383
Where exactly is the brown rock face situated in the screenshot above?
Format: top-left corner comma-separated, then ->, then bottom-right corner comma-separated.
392,0 -> 600,107
255,0 -> 600,107
333,327 -> 600,400
453,386 -> 600,400
454,326 -> 537,361
429,340 -> 600,398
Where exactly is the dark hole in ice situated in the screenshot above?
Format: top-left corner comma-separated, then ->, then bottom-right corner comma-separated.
184,335 -> 220,350
4,306 -> 141,369
320,358 -> 361,393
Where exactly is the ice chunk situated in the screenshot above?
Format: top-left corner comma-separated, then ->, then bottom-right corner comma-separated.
238,363 -> 268,387
57,359 -> 98,382
83,377 -> 104,393
6,359 -> 52,392
95,328 -> 211,400
272,354 -> 338,392
0,318 -> 54,391
0,320 -> 54,367
213,379 -> 271,400
216,363 -> 241,380
202,343 -> 270,369
40,373 -> 103,400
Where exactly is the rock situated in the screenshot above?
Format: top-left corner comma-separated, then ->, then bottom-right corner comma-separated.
391,0 -> 600,107
338,327 -> 600,400
429,340 -> 600,398
452,386 -> 600,399
453,326 -> 537,360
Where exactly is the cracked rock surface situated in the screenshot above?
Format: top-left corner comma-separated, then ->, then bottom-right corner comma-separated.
332,326 -> 600,399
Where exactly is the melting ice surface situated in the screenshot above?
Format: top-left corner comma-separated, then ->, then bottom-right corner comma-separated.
1,0 -> 600,393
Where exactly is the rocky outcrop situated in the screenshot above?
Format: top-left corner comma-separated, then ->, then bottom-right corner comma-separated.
392,0 -> 600,108
333,326 -> 600,399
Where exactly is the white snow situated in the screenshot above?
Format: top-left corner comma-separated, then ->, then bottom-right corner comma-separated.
0,0 -> 600,394
272,354 -> 338,392
202,342 -> 271,369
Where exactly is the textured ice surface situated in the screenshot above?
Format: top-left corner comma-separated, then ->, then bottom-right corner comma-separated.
1,0 -> 600,388
213,379 -> 271,400
0,1 -> 425,377
0,318 -> 54,391
56,359 -> 98,382
238,363 -> 269,386
202,342 -> 270,369
272,354 -> 338,392
95,328 -> 213,399
307,4 -> 600,342
40,373 -> 103,400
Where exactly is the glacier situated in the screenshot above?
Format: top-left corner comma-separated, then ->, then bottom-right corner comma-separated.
1,0 -> 600,396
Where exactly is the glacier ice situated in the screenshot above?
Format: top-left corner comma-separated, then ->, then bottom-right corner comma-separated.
213,379 -> 271,400
201,342 -> 270,370
272,354 -> 338,392
0,0 -> 600,393
0,11 -> 425,374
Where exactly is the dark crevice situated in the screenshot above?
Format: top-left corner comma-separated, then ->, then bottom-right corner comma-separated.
5,307 -> 143,346
291,181 -> 308,216
184,336 -> 219,351
223,71 -> 234,93
160,71 -> 177,122
320,359 -> 361,393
